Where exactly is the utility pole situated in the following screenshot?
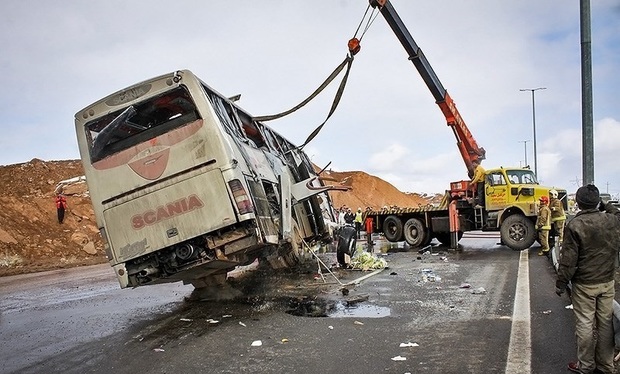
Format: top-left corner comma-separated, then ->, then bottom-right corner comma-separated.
518,140 -> 529,168
580,0 -> 594,185
520,88 -> 546,177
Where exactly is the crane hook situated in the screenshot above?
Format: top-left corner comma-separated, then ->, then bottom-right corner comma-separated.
348,38 -> 361,55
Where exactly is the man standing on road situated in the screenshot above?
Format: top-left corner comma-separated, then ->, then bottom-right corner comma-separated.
549,189 -> 566,245
364,207 -> 374,249
536,195 -> 551,256
354,208 -> 363,239
556,184 -> 620,374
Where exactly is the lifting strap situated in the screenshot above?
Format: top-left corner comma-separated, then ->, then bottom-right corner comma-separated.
252,54 -> 354,149
251,4 -> 379,149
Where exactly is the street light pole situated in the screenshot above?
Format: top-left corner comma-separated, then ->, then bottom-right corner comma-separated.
520,87 -> 546,177
518,140 -> 529,168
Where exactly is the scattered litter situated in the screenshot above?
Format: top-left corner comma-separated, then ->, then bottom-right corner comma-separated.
565,304 -> 573,310
179,318 -> 193,322
431,253 -> 438,256
206,319 -> 220,324
419,268 -> 441,282
239,322 -> 247,327
328,325 -> 334,330
354,321 -> 364,325
471,287 -> 486,294
449,305 -> 455,309
459,283 -> 471,289
281,338 -> 289,343
153,348 -> 165,352
542,310 -> 552,315
222,314 -> 232,318
251,340 -> 262,347
391,355 -> 407,361
390,272 -> 398,275
615,351 -> 620,362
439,256 -> 448,262
399,342 -> 419,348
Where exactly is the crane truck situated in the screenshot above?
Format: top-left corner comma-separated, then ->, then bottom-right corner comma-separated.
361,0 -> 567,251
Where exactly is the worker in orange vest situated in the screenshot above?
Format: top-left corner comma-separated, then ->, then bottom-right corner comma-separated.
364,207 -> 374,249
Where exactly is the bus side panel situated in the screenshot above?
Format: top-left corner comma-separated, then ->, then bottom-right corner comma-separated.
103,168 -> 236,263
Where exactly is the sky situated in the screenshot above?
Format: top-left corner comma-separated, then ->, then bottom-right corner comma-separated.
1,0 -> 619,197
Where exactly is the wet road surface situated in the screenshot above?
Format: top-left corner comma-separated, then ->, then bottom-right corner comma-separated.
0,233 -> 578,374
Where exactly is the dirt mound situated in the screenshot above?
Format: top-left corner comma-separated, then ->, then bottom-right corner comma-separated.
324,169 -> 440,210
0,159 -> 105,276
0,159 -> 440,276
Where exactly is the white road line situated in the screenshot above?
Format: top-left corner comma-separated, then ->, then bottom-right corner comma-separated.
505,249 -> 532,374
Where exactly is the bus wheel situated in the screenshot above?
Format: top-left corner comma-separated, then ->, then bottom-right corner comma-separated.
403,218 -> 426,248
500,214 -> 536,251
283,220 -> 304,267
382,215 -> 403,242
336,226 -> 357,267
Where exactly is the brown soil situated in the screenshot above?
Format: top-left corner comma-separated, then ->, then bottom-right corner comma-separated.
0,159 -> 439,277
0,159 -> 106,276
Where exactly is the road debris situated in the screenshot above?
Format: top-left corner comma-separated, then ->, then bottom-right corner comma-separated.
153,348 -> 165,352
459,283 -> 471,289
542,310 -> 552,315
391,355 -> 407,361
251,340 -> 262,347
239,322 -> 247,327
419,268 -> 441,282
354,320 -> 364,325
399,342 -> 419,348
471,287 -> 486,294
179,318 -> 193,322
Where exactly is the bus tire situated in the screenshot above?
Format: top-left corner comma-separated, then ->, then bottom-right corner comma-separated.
500,214 -> 536,251
403,218 -> 426,248
336,226 -> 357,267
383,215 -> 403,242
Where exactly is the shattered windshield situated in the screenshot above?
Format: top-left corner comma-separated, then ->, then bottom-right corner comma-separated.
506,169 -> 538,185
85,86 -> 200,162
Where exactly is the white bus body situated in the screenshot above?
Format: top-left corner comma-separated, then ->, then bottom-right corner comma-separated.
75,70 -> 340,289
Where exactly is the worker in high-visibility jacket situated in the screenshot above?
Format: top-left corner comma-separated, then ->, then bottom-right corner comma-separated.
549,189 -> 566,244
536,195 -> 552,256
354,208 -> 363,239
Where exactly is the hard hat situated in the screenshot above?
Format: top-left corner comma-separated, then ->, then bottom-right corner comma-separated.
539,196 -> 549,204
549,189 -> 558,198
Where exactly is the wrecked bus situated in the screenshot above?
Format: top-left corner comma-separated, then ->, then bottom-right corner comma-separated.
75,70 -> 342,289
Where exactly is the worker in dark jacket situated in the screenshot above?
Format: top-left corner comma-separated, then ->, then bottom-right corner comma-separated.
556,184 -> 620,374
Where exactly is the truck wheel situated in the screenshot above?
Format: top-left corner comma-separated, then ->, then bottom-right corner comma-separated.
435,232 -> 463,246
403,218 -> 426,248
500,214 -> 536,251
422,229 -> 433,247
383,215 -> 403,242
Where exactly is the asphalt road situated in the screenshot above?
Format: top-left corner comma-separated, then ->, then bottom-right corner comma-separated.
0,233 -> 580,374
